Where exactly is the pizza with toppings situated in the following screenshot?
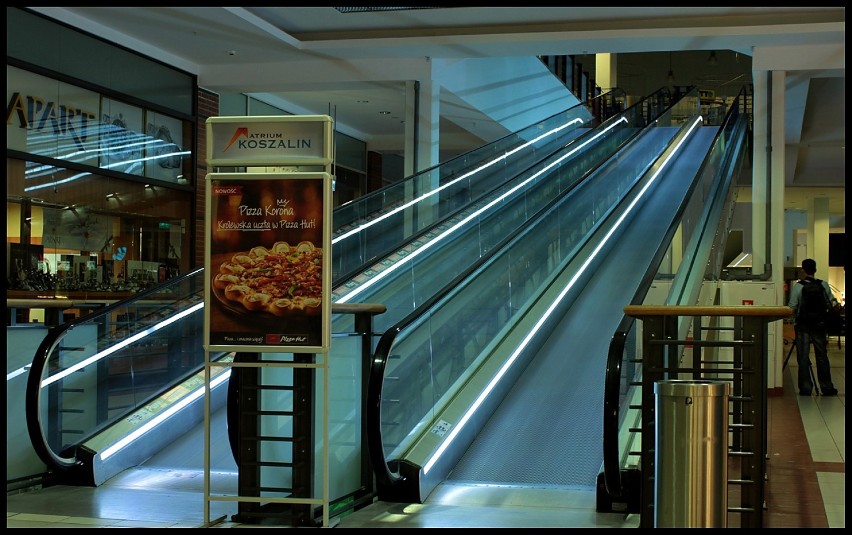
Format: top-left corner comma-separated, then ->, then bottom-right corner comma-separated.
212,241 -> 322,317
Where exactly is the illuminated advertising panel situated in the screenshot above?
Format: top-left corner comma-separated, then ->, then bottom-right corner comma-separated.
204,172 -> 332,353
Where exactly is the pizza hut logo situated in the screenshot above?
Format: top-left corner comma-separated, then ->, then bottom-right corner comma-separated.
265,334 -> 308,344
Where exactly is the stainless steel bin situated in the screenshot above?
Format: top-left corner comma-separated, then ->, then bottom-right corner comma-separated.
654,379 -> 730,528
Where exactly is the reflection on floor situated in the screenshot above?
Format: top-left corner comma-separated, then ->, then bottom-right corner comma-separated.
7,337 -> 844,528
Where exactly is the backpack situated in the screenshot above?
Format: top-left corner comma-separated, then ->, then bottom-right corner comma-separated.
797,278 -> 831,327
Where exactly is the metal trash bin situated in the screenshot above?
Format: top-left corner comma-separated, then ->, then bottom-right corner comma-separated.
654,379 -> 730,528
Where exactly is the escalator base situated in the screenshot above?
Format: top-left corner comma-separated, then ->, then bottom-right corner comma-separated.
595,469 -> 641,514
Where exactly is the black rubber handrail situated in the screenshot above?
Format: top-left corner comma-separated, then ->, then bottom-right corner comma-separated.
25,267 -> 206,473
601,86 -> 751,499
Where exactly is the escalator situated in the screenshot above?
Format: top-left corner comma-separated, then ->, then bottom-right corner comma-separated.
22,89 -> 629,488
600,86 -> 751,516
365,86 -> 751,507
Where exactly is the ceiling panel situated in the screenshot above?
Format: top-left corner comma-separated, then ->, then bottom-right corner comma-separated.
27,7 -> 844,217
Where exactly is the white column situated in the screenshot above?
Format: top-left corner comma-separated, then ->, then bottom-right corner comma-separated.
750,71 -> 769,274
809,197 -> 831,275
769,70 -> 788,393
404,80 -> 417,178
416,79 -> 440,173
752,69 -> 789,391
595,53 -> 617,92
403,78 -> 441,232
404,79 -> 440,176
769,69 -> 787,287
402,81 -> 418,238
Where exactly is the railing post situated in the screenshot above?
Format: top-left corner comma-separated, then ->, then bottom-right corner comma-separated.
623,305 -> 791,529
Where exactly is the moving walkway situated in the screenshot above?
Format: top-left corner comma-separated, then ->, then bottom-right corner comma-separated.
365,87 -> 751,512
19,85 -> 747,526
19,90 -> 623,488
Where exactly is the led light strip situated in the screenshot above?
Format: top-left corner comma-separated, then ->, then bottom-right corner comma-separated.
21,116 -> 602,466
37,121 -> 594,466
99,368 -> 231,460
337,118 -> 627,304
40,302 -> 204,388
7,366 -> 29,382
331,118 -> 585,245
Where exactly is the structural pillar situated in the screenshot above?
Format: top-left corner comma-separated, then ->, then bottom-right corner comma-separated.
595,53 -> 617,92
749,68 -> 788,390
808,197 -> 831,275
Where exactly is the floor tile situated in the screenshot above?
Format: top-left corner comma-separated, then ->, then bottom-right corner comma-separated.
7,337 -> 845,529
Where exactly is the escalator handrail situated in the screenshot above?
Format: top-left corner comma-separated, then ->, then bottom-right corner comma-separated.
332,90 -> 629,285
601,86 -> 751,498
25,267 -> 205,472
365,86 -> 685,493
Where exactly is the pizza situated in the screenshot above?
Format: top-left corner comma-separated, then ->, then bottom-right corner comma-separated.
213,240 -> 322,317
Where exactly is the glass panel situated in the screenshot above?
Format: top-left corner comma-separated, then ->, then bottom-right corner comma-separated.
335,131 -> 367,173
333,90 -> 657,337
607,88 -> 750,495
329,92 -> 622,282
35,272 -> 207,455
376,91 -> 689,464
8,7 -> 194,115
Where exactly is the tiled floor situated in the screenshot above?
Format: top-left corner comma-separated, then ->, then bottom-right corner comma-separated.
782,334 -> 845,528
7,336 -> 844,528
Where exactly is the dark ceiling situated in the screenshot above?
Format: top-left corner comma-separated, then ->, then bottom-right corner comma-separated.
29,7 -> 844,216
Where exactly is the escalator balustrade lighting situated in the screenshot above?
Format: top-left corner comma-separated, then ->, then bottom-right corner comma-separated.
39,302 -> 204,388
99,367 -> 231,461
423,115 -> 705,474
331,118 -> 585,245
7,366 -> 29,382
337,117 -> 628,304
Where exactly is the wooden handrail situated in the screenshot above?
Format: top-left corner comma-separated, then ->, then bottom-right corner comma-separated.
624,305 -> 792,319
331,302 -> 387,315
7,298 -> 77,309
9,299 -> 388,316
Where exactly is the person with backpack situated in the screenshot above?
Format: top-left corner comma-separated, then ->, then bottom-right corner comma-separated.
787,258 -> 840,396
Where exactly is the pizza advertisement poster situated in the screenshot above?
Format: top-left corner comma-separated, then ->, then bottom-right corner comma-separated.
204,172 -> 332,353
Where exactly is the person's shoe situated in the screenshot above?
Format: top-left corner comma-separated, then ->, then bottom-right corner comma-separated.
799,390 -> 812,396
822,388 -> 838,396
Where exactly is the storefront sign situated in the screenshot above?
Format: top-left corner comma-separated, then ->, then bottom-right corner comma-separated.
6,65 -> 188,184
6,66 -> 100,168
207,115 -> 333,167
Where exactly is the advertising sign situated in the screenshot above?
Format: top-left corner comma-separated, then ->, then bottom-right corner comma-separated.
207,115 -> 333,167
8,65 -> 189,185
204,172 -> 332,353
